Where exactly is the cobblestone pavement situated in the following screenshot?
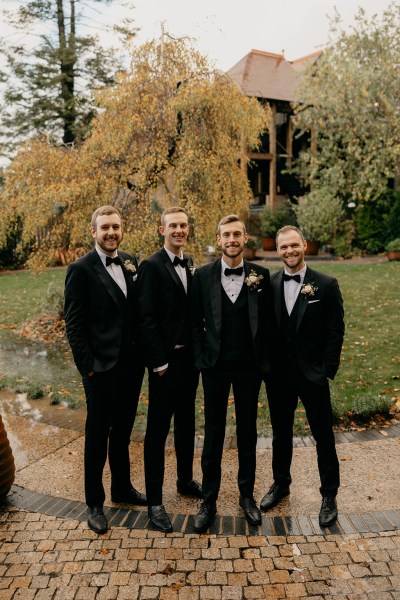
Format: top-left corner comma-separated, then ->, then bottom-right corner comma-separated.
2,386 -> 400,598
1,507 -> 400,599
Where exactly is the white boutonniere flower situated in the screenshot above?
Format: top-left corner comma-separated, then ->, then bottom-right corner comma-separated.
124,259 -> 137,274
301,282 -> 318,297
244,269 -> 264,290
189,265 -> 196,276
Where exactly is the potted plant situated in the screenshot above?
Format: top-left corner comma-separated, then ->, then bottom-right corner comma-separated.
243,237 -> 260,260
294,189 -> 346,256
259,202 -> 296,250
386,238 -> 400,261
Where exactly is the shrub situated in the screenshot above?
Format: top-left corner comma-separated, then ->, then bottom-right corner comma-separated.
386,238 -> 400,252
260,202 -> 297,237
293,189 -> 347,244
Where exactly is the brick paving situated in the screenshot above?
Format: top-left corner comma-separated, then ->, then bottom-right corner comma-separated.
1,507 -> 400,599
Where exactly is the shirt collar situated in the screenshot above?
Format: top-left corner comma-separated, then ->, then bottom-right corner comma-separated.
284,264 -> 307,281
221,257 -> 244,274
164,246 -> 183,264
96,246 -> 118,267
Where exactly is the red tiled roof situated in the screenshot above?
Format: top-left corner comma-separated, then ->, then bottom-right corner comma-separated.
227,49 -> 322,102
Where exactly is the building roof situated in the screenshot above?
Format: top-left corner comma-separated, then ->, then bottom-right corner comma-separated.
227,49 -> 322,102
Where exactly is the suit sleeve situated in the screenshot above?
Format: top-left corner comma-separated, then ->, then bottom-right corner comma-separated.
191,271 -> 205,366
323,277 -> 345,380
136,259 -> 167,368
64,263 -> 94,377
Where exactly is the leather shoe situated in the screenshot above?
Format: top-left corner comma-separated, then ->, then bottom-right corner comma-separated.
87,506 -> 108,534
177,479 -> 203,498
111,486 -> 147,506
193,502 -> 216,533
260,483 -> 290,511
319,496 -> 338,527
148,505 -> 173,533
239,496 -> 261,525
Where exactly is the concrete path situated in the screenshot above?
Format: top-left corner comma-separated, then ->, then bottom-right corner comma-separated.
1,390 -> 400,599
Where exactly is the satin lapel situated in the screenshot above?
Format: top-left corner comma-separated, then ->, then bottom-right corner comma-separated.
273,270 -> 284,327
92,251 -> 122,308
296,267 -> 311,332
210,259 -> 222,338
244,261 -> 258,339
119,252 -> 135,299
162,249 -> 186,295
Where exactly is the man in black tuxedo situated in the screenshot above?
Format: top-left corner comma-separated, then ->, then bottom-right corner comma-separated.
192,215 -> 274,532
261,225 -> 344,527
64,206 -> 146,534
137,206 -> 201,533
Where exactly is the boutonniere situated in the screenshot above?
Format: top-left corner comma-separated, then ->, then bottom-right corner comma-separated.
124,259 -> 137,274
244,269 -> 264,290
301,282 -> 318,298
189,265 -> 196,276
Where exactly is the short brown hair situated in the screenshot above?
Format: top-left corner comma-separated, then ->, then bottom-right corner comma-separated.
91,206 -> 122,230
276,225 -> 305,244
160,206 -> 188,227
217,214 -> 247,236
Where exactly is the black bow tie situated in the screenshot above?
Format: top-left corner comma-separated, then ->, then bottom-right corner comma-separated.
224,267 -> 244,276
283,273 -> 301,283
106,255 -> 121,266
173,256 -> 188,268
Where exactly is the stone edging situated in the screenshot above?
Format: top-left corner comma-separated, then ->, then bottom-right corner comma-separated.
5,485 -> 400,537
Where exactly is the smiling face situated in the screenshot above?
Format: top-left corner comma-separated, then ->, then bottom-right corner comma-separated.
217,220 -> 248,266
91,212 -> 123,256
276,229 -> 307,273
160,211 -> 189,255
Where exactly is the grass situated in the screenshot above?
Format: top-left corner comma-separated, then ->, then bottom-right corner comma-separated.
1,261 -> 399,435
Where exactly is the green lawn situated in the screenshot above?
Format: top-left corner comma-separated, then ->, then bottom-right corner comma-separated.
1,261 -> 399,435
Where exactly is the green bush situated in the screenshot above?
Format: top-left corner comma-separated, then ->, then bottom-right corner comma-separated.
386,238 -> 400,252
356,190 -> 400,253
332,394 -> 393,425
260,202 -> 297,237
294,188 -> 347,244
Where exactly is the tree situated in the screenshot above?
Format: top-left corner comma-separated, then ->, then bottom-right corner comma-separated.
292,5 -> 400,205
0,0 -> 137,158
0,36 -> 270,268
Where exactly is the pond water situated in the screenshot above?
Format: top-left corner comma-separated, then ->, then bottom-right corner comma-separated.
0,328 -> 78,393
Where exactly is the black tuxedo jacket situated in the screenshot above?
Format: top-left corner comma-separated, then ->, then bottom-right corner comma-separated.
192,259 -> 274,373
64,248 -> 139,377
272,266 -> 344,385
137,248 -> 194,369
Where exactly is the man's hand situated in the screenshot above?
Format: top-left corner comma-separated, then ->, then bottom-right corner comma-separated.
158,368 -> 167,377
88,371 -> 95,378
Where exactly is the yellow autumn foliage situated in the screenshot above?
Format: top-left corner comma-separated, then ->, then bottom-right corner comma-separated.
0,37 -> 270,268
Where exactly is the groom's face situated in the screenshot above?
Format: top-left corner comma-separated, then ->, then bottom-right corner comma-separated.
91,213 -> 123,255
160,212 -> 189,254
276,230 -> 306,273
217,221 -> 248,259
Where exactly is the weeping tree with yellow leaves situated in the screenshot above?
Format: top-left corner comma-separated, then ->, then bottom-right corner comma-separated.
0,36 -> 270,268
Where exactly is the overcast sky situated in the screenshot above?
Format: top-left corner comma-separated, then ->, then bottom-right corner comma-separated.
128,0 -> 395,70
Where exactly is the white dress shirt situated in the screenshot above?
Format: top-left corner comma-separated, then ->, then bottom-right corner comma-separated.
221,258 -> 245,303
283,265 -> 307,315
96,247 -> 127,297
164,246 -> 188,293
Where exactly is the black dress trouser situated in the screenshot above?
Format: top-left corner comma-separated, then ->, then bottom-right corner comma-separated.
82,356 -> 144,508
201,360 -> 262,505
144,347 -> 199,506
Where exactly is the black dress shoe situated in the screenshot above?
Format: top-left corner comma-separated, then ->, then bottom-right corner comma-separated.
319,496 -> 338,527
260,483 -> 290,511
148,505 -> 173,533
176,479 -> 203,498
111,486 -> 147,506
193,502 -> 216,533
87,506 -> 108,534
239,497 -> 261,525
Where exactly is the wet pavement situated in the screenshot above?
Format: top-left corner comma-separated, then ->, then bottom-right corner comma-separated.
2,389 -> 400,598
